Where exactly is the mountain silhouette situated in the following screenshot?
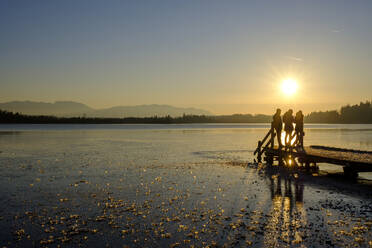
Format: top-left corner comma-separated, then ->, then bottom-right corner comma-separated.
0,101 -> 212,117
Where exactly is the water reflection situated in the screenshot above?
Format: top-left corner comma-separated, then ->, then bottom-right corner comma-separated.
263,169 -> 306,246
269,173 -> 304,207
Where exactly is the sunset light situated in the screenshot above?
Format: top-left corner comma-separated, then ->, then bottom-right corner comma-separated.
281,78 -> 298,96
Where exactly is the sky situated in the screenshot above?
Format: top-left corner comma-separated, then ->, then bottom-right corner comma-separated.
1,0 -> 371,114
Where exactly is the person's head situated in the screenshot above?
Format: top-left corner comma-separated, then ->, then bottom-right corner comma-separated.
276,108 -> 281,114
297,110 -> 303,116
289,109 -> 293,114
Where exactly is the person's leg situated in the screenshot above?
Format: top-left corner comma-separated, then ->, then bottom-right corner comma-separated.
292,131 -> 297,146
285,132 -> 289,147
288,130 -> 294,151
287,129 -> 294,150
294,131 -> 300,147
291,129 -> 295,145
276,129 -> 282,148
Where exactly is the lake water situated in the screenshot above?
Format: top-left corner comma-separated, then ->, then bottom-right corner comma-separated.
1,123 -> 371,171
0,124 -> 371,247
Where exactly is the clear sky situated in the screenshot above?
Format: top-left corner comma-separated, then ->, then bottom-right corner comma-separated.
1,0 -> 371,114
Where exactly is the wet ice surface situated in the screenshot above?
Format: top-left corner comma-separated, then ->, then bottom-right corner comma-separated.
0,125 -> 371,247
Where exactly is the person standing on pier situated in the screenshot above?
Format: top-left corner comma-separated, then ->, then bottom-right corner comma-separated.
283,109 -> 294,148
272,108 -> 283,148
294,110 -> 304,149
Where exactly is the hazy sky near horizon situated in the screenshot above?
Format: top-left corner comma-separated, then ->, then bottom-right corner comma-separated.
1,0 -> 371,114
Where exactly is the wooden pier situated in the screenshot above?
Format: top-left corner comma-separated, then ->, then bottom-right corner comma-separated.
254,124 -> 372,178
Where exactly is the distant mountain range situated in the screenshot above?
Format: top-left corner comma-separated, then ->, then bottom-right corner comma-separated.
0,101 -> 212,117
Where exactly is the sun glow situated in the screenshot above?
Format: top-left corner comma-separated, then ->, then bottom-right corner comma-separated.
281,78 -> 298,96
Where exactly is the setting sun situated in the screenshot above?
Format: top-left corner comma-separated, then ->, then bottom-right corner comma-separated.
281,78 -> 298,96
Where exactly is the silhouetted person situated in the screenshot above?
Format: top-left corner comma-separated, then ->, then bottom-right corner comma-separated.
272,108 -> 283,148
294,110 -> 304,148
283,109 -> 294,148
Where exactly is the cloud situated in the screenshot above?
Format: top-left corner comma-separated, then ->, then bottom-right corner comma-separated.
285,56 -> 303,62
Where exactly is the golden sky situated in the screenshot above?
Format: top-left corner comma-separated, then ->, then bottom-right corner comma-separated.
1,1 -> 371,114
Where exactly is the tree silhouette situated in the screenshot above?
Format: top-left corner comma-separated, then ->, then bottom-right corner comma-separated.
1,101 -> 371,124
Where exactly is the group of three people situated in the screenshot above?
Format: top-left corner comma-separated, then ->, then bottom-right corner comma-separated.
272,108 -> 304,149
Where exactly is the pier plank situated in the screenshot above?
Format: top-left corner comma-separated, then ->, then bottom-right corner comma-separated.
304,146 -> 372,165
263,145 -> 372,173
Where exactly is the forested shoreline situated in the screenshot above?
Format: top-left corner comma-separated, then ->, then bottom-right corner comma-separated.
1,101 -> 371,124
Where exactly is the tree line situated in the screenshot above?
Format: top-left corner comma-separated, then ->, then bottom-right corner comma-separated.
0,101 -> 371,124
304,101 -> 372,123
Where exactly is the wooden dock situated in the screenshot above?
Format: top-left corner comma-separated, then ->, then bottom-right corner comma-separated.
254,124 -> 372,178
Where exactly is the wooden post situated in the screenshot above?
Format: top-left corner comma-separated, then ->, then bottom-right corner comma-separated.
278,152 -> 283,166
266,154 -> 273,166
257,140 -> 262,163
343,166 -> 358,179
